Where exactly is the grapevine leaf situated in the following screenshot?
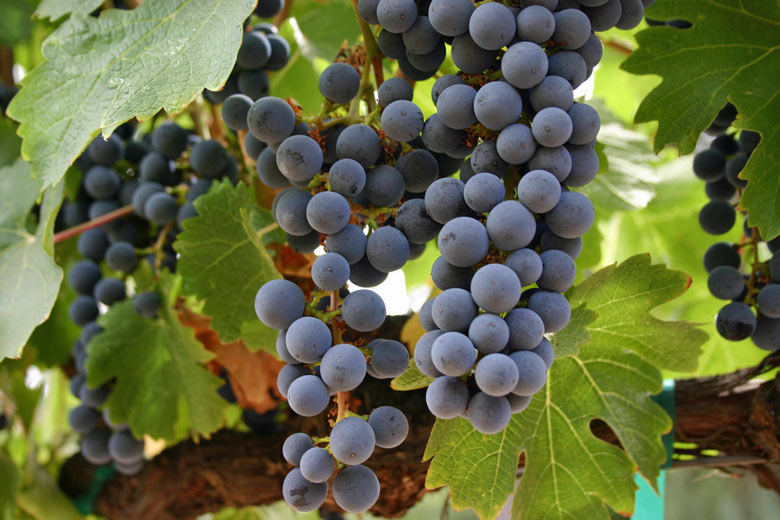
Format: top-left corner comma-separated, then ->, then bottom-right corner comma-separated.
6,0 -> 254,191
0,116 -> 22,167
550,304 -> 596,358
621,1 -> 780,238
423,255 -> 707,519
34,0 -> 102,21
0,159 -> 63,360
391,360 -> 433,391
86,298 -> 226,441
174,180 -> 281,351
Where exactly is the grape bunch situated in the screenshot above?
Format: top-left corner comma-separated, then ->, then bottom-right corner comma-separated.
689,104 -> 780,350
62,117 -> 246,472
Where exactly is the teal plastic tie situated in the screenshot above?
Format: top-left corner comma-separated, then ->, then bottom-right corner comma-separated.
72,464 -> 116,515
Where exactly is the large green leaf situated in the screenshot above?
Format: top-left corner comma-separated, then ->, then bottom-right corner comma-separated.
86,297 -> 227,441
621,0 -> 780,239
7,0 -> 254,191
423,255 -> 707,519
0,159 -> 63,360
34,0 -> 102,21
0,116 -> 22,167
175,181 -> 280,351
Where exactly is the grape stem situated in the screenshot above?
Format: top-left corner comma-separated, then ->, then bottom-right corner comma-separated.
328,290 -> 350,423
53,204 -> 135,244
348,0 -> 384,87
151,222 -> 174,274
256,222 -> 280,239
745,226 -> 761,305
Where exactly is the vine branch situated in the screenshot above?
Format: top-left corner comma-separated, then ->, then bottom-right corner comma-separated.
53,205 -> 135,243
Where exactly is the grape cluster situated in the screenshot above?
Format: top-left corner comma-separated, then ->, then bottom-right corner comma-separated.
62,117 -> 245,472
360,0 -> 611,434
690,104 -> 779,350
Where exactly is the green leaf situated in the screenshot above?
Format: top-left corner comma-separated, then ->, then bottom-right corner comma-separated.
34,0 -> 102,21
551,304 -> 596,358
15,460 -> 82,520
0,0 -> 36,46
621,1 -> 780,239
175,180 -> 281,351
7,0 -> 254,191
0,159 -> 64,360
289,0 -> 362,61
423,255 -> 707,519
391,360 -> 433,391
86,297 -> 227,441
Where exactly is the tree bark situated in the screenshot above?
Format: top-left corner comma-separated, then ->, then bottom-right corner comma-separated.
57,353 -> 780,520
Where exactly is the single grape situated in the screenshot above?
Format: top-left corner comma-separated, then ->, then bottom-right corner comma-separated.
237,31 -> 271,69
471,264 -> 522,314
396,150 -> 439,194
330,416 -> 376,465
84,166 -> 121,200
577,33 -> 604,69
436,84 -> 477,130
486,200 -> 536,252
256,0 -> 285,17
152,122 -> 188,159
438,216 -> 490,267
538,249 -> 576,292
144,192 -> 178,226
431,331 -> 477,376
238,68 -> 270,100
381,100 -> 424,142
547,51 -> 587,88
751,315 -> 780,351
319,63 -> 360,103
473,81 -> 523,131
428,0 -> 474,36
366,226 -> 410,273
497,124 -> 537,165
369,339 -> 410,378
469,2 -> 516,50
93,277 -> 126,305
349,256 -> 389,287
69,260 -> 102,295
276,135 -> 324,183
342,290 -> 386,332
422,114 -> 466,154
311,253 -> 350,291
326,224 -> 367,265
468,392 -> 511,434
504,248 -> 543,286
450,33 -> 498,73
247,96 -> 296,144
419,298 -> 437,331
552,9 -> 591,49
132,182 -> 164,217
431,75 -> 466,105
286,316 -> 332,363
527,290 -> 571,332
81,429 -> 112,465
693,149 -> 726,181
707,265 -> 745,300
108,430 -> 144,465
87,134 -> 123,166
581,0 -> 622,32
510,350 -> 548,395
703,242 -> 741,272
517,169 -> 562,214
332,465 -> 380,513
336,124 -> 382,168
414,330 -> 444,377
509,394 -> 533,413
567,103 -> 601,145
358,0 -> 380,23
516,5 -> 556,44
468,313 -> 510,354
266,34 -> 292,70
105,241 -> 137,273
532,107 -> 573,148
369,406 -> 409,448
364,165 -> 406,207
377,29 -> 406,59
464,173 -> 505,213
699,200 -> 736,235
505,308 -> 545,350
190,139 -> 230,178
540,230 -> 583,259
529,146 -> 572,182
470,140 -> 509,178
319,343 -> 365,391
275,188 -> 314,236
564,144 -> 599,187
705,178 -> 737,201
757,285 -> 780,319
376,0 -> 417,33
544,191 -> 594,239
403,16 -> 441,55
502,42 -> 549,89
68,405 -> 100,435
532,338 -> 555,369
425,177 -> 471,224
300,447 -> 334,483
716,302 -> 757,341
431,288 -> 478,332
475,353 -> 520,397
287,375 -> 330,417
254,279 -> 305,330
377,77 -> 414,108
426,375 -> 469,418
283,468 -> 328,512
